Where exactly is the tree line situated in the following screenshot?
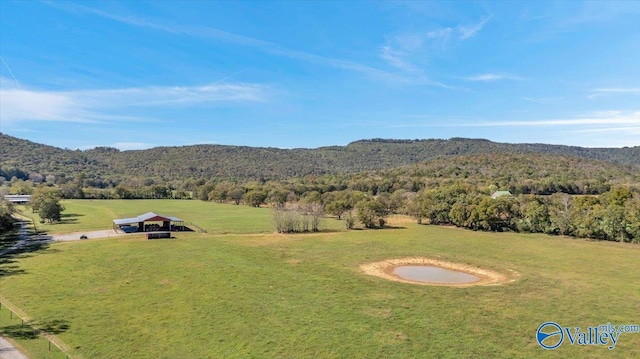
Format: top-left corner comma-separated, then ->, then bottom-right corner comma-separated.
4,174 -> 637,242
2,136 -> 639,242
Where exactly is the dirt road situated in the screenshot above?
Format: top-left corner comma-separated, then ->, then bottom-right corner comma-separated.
51,229 -> 137,241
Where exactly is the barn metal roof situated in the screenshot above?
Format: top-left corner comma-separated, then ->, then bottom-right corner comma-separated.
3,195 -> 32,203
113,212 -> 183,225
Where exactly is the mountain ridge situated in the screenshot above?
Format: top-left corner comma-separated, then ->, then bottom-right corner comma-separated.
1,133 -> 638,182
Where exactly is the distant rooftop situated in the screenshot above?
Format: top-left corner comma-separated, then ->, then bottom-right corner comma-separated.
491,191 -> 513,199
3,195 -> 31,203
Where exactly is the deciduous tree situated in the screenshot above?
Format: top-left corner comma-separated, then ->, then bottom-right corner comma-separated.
39,197 -> 64,223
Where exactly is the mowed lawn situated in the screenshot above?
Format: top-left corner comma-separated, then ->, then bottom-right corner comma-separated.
1,221 -> 639,358
22,199 -> 348,235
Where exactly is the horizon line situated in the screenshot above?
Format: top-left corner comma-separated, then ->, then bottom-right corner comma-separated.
1,132 -> 637,152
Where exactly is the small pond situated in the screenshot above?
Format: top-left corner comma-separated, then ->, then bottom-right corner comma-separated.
393,265 -> 480,284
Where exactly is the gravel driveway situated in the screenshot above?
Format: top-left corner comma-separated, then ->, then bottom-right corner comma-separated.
51,230 -> 137,241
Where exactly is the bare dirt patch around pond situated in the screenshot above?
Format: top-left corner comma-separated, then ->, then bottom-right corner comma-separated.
360,257 -> 518,287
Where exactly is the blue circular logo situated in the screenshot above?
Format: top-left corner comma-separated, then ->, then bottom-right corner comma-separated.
537,322 -> 564,350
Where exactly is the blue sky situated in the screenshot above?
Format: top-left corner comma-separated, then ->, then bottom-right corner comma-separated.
1,1 -> 638,150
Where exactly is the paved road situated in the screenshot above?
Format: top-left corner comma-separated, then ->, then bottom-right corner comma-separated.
0,336 -> 28,359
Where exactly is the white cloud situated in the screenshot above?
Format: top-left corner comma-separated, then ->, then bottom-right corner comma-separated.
422,16 -> 491,46
393,33 -> 426,52
378,16 -> 491,78
588,87 -> 640,99
46,2 -> 408,85
80,83 -> 267,106
379,46 -> 418,72
111,142 -> 154,151
383,111 -> 640,147
562,126 -> 640,134
458,16 -> 492,40
378,32 -> 430,72
593,88 -> 640,93
465,73 -> 523,82
0,79 -> 268,124
427,28 -> 454,39
479,116 -> 638,127
46,2 -> 464,89
387,110 -> 640,129
0,77 -> 92,123
522,97 -> 558,104
460,111 -> 639,128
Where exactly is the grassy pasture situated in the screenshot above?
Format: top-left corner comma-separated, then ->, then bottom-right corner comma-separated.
1,203 -> 639,358
0,305 -> 67,359
21,199 -> 346,235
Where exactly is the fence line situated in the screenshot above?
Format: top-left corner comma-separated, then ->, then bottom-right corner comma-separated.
207,227 -> 274,234
188,222 -> 207,233
185,222 -> 281,234
0,295 -> 73,358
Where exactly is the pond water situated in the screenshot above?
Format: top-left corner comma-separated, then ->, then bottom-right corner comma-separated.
392,265 -> 480,284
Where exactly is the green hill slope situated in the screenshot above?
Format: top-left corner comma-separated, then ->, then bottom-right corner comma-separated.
1,134 -> 638,182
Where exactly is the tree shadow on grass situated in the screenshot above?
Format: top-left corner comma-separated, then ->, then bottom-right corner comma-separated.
0,319 -> 70,340
0,324 -> 40,340
301,229 -> 345,234
0,258 -> 26,276
348,226 -> 407,231
56,213 -> 84,225
37,319 -> 70,334
1,241 -> 52,278
0,221 -> 23,250
58,218 -> 78,225
12,241 -> 52,255
0,234 -> 20,251
1,218 -> 57,278
61,213 -> 84,219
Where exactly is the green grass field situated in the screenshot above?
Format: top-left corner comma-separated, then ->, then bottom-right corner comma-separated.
2,200 -> 639,358
20,199 -> 346,235
0,306 -> 67,359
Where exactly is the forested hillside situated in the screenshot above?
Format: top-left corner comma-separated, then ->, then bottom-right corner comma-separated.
1,134 -> 639,184
2,134 -> 639,243
345,153 -> 640,194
